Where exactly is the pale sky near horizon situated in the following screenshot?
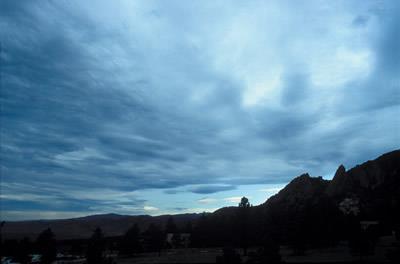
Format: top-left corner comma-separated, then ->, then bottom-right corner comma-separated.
0,0 -> 399,220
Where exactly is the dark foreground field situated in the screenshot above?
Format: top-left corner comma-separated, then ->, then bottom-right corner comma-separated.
115,235 -> 398,264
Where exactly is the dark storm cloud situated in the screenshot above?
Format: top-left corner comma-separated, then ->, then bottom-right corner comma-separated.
0,0 -> 399,219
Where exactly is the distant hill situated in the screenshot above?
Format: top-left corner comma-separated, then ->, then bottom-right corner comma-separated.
1,213 -> 200,240
2,150 -> 399,242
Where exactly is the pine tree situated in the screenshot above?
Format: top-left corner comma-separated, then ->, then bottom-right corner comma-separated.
36,228 -> 56,264
86,227 -> 105,264
238,197 -> 250,256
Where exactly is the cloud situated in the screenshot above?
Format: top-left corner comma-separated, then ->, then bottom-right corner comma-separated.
198,198 -> 218,204
258,187 -> 283,193
189,185 -> 236,194
143,206 -> 159,212
223,197 -> 244,204
0,0 -> 399,219
55,148 -> 107,162
1,210 -> 92,221
0,182 -> 148,217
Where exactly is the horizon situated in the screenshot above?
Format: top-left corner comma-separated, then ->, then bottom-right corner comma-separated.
1,0 -> 399,221
2,149 -> 398,222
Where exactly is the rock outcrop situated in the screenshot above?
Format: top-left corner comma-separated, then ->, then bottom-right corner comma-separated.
262,149 -> 400,221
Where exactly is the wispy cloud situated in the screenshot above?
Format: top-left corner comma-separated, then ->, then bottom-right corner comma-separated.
190,185 -> 236,194
223,197 -> 245,204
198,198 -> 218,204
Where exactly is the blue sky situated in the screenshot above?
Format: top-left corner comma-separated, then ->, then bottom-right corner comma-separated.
0,0 -> 399,220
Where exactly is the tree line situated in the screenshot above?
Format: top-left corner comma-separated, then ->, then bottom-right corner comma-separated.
2,195 -> 398,263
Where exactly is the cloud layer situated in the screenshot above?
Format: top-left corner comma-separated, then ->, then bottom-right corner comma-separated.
0,0 -> 399,220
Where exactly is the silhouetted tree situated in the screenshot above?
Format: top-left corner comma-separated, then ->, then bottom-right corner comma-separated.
0,221 -> 5,258
36,228 -> 56,264
144,224 -> 164,255
86,227 -> 106,264
191,213 -> 210,247
119,223 -> 140,255
238,197 -> 250,256
239,197 -> 250,208
165,217 -> 177,233
184,221 -> 193,233
2,239 -> 19,260
165,217 -> 182,248
16,237 -> 32,264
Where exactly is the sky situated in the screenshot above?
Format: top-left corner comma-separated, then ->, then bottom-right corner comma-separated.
0,0 -> 399,221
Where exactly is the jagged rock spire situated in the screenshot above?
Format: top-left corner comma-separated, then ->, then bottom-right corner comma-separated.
333,164 -> 346,180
